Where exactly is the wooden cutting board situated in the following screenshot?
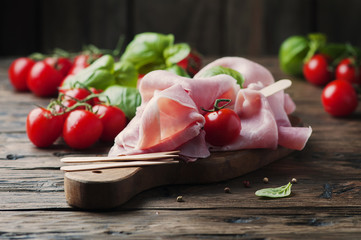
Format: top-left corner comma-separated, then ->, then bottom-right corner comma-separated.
63,116 -> 301,210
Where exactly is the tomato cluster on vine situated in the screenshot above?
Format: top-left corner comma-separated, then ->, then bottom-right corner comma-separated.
26,87 -> 127,149
303,54 -> 360,117
8,53 -> 101,97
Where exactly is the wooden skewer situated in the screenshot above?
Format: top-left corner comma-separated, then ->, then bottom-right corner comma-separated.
60,159 -> 178,172
259,79 -> 292,97
61,150 -> 180,163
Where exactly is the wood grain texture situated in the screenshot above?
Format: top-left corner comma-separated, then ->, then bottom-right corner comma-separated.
1,57 -> 361,239
64,146 -> 294,209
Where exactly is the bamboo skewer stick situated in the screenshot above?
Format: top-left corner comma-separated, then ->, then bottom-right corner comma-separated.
61,150 -> 180,163
61,159 -> 178,172
259,79 -> 292,97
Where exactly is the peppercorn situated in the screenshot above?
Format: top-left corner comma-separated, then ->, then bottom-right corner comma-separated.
263,177 -> 269,183
291,178 -> 297,184
176,196 -> 184,202
224,187 -> 231,193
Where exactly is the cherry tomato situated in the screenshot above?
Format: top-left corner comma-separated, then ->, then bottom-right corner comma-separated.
335,58 -> 361,85
27,61 -> 63,97
8,57 -> 35,91
67,55 -> 90,76
321,79 -> 358,117
203,100 -> 241,146
93,104 -> 127,142
26,108 -> 64,147
63,110 -> 103,149
177,50 -> 202,77
89,88 -> 103,105
303,54 -> 333,86
67,54 -> 102,76
59,88 -> 92,108
44,57 -> 72,78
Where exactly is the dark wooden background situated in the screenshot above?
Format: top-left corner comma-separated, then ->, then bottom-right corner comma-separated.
1,0 -> 361,57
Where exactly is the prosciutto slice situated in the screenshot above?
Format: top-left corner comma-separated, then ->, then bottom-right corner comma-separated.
109,71 -> 240,158
195,57 -> 275,87
109,57 -> 312,160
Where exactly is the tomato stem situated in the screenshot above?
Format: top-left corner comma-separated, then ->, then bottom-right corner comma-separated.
201,99 -> 232,112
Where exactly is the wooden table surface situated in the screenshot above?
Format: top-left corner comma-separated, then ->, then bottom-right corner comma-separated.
1,57 -> 360,239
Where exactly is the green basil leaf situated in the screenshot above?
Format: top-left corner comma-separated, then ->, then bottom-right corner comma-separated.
255,182 -> 292,198
85,54 -> 115,72
61,55 -> 115,89
62,69 -> 115,90
198,66 -> 245,88
82,69 -> 116,90
320,43 -> 348,60
164,43 -> 190,67
279,35 -> 310,76
100,85 -> 142,119
303,33 -> 327,63
320,43 -> 361,64
138,62 -> 166,75
165,64 -> 190,77
114,61 -> 138,88
121,32 -> 174,72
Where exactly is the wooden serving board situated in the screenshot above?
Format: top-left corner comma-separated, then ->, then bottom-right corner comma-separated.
64,116 -> 301,210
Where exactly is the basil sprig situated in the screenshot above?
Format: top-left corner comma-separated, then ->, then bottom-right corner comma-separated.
198,65 -> 245,88
255,182 -> 292,198
121,32 -> 190,76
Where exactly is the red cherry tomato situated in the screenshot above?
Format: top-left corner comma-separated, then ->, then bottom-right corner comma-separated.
203,100 -> 241,146
67,55 -> 90,76
67,54 -> 102,76
177,50 -> 202,77
8,57 -> 35,91
335,58 -> 361,85
26,108 -> 64,147
303,54 -> 333,86
44,57 -> 72,78
89,88 -> 103,105
27,61 -> 63,97
93,104 -> 127,142
62,109 -> 103,149
59,88 -> 92,108
321,79 -> 358,117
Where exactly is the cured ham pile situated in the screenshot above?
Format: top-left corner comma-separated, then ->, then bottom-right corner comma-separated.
108,57 -> 312,161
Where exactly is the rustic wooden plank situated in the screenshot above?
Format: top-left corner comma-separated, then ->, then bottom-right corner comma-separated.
1,57 -> 361,239
1,147 -> 361,210
0,208 -> 360,239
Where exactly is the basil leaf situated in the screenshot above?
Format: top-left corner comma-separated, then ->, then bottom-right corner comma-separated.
61,55 -> 115,90
255,182 -> 292,198
198,66 -> 245,88
86,54 -> 115,72
279,35 -> 310,76
164,43 -> 190,67
165,64 -> 190,77
303,33 -> 327,63
121,32 -> 174,72
100,85 -> 141,119
114,61 -> 138,88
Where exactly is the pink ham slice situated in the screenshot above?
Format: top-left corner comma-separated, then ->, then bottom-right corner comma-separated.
139,70 -> 240,112
195,57 -> 275,87
109,84 -> 209,158
109,72 -> 241,158
109,57 -> 312,160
